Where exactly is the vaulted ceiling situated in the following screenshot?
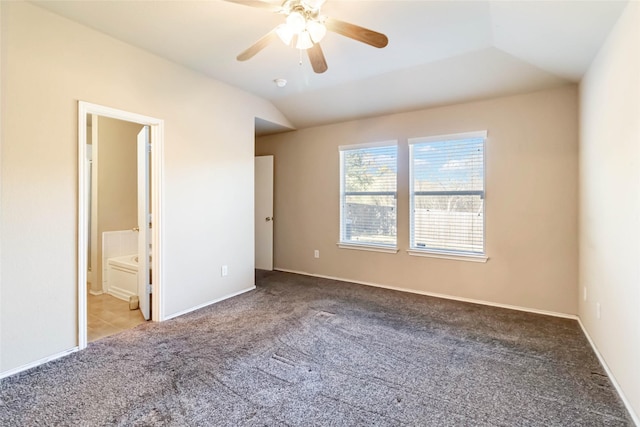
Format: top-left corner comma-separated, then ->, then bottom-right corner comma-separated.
33,0 -> 629,134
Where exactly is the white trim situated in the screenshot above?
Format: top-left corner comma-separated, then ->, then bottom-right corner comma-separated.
274,268 -> 577,320
408,130 -> 488,145
80,103 -> 163,127
338,141 -> 398,246
89,118 -> 99,294
150,121 -> 165,322
407,249 -> 488,263
339,139 -> 398,151
337,242 -> 399,254
78,101 -> 165,351
163,286 -> 256,321
106,287 -> 136,302
408,131 -> 487,256
0,347 -> 79,380
577,319 -> 640,426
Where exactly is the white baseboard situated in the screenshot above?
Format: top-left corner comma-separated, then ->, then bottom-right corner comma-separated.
107,287 -> 135,302
88,289 -> 103,296
275,268 -> 577,320
163,286 -> 256,321
0,347 -> 79,380
577,319 -> 639,426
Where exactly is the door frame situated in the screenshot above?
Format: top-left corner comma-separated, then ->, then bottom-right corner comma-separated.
136,126 -> 152,320
77,101 -> 165,349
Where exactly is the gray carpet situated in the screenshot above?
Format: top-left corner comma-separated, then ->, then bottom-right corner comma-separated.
0,270 -> 633,426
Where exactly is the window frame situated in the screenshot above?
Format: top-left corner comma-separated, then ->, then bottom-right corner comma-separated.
338,140 -> 399,253
408,131 -> 488,263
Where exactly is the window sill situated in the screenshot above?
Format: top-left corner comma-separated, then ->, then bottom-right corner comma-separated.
337,243 -> 399,254
407,249 -> 488,263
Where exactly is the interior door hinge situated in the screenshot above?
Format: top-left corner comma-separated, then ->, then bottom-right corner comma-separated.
147,143 -> 152,152
146,284 -> 152,294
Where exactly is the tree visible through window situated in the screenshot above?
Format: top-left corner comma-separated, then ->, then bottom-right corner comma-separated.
409,132 -> 486,255
339,142 -> 397,248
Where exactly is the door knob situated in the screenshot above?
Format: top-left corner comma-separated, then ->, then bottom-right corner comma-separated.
265,217 -> 273,222
133,227 -> 140,232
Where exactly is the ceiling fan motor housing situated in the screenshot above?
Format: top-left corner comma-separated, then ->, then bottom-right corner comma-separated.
231,0 -> 388,74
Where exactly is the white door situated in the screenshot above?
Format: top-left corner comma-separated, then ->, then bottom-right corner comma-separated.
255,155 -> 274,270
137,126 -> 151,320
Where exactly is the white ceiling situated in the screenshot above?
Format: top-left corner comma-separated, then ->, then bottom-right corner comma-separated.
32,0 -> 629,135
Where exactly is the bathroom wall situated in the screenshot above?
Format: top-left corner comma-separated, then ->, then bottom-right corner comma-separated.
94,116 -> 142,293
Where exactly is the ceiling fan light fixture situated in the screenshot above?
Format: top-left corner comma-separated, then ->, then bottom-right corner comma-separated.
307,20 -> 326,43
229,0 -> 388,74
301,0 -> 326,12
276,24 -> 294,45
286,11 -> 306,34
296,30 -> 314,50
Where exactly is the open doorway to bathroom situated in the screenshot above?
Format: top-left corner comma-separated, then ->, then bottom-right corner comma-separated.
86,116 -> 146,342
78,102 -> 164,350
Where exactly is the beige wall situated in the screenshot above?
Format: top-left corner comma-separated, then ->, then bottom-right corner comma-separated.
0,2 -> 291,374
579,1 -> 640,421
257,86 -> 579,315
95,117 -> 142,292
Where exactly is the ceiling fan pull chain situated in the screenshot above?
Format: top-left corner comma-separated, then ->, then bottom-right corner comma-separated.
299,48 -> 303,66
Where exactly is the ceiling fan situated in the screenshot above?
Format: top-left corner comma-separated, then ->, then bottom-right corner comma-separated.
225,0 -> 388,74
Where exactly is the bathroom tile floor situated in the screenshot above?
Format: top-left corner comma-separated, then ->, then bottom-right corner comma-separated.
87,293 -> 147,342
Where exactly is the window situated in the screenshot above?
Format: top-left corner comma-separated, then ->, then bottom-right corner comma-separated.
409,131 -> 486,260
339,141 -> 398,252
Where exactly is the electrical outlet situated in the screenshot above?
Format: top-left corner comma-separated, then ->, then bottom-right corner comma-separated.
583,286 -> 587,302
221,265 -> 228,277
314,250 -> 319,259
596,302 -> 601,319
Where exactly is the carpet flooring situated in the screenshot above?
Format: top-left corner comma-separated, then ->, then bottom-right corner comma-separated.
0,270 -> 633,426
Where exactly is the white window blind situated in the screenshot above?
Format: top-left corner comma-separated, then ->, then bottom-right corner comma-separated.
340,142 -> 397,248
409,132 -> 486,255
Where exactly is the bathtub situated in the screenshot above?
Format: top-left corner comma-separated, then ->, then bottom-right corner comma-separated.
106,254 -> 138,301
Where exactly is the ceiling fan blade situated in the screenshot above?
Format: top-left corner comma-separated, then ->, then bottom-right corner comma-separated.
325,18 -> 388,48
223,0 -> 281,12
307,43 -> 328,73
237,28 -> 279,61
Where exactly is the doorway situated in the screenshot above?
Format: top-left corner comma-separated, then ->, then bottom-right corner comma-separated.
78,102 -> 164,350
255,155 -> 274,271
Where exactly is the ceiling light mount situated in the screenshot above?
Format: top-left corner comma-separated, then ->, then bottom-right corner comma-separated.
274,78 -> 287,88
229,0 -> 388,74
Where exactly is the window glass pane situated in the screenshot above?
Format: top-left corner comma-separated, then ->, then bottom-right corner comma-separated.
343,147 -> 397,193
412,139 -> 483,192
341,144 -> 397,247
413,195 -> 483,253
410,136 -> 485,254
344,195 -> 396,245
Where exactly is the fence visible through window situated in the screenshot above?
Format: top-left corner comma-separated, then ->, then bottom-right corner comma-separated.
409,132 -> 486,255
